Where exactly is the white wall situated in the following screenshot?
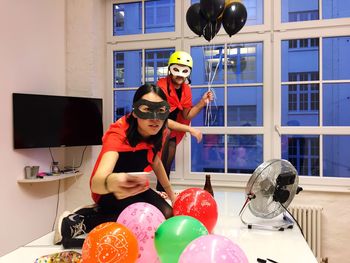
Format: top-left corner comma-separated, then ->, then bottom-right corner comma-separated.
63,0 -> 106,212
292,190 -> 350,262
0,0 -> 106,256
0,0 -> 66,256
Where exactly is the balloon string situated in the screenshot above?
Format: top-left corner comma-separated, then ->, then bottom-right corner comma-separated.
205,43 -> 213,126
204,40 -> 218,126
206,40 -> 221,126
203,43 -> 210,126
201,25 -> 220,127
207,45 -> 221,125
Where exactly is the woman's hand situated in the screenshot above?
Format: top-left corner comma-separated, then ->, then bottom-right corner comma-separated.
107,173 -> 149,199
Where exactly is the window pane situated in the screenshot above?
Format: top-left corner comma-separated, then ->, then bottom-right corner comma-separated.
281,0 -> 319,23
113,50 -> 142,88
281,135 -> 320,176
323,36 -> 350,80
192,88 -> 224,127
191,134 -> 225,172
191,45 -> 225,85
227,86 -> 263,126
227,135 -> 263,173
323,0 -> 350,19
113,90 -> 135,121
227,42 -> 263,84
145,48 -> 174,83
323,83 -> 350,126
323,136 -> 350,178
191,0 -> 263,25
145,0 -> 175,33
281,39 -> 319,82
113,3 -> 142,35
243,0 -> 264,25
281,37 -> 320,126
281,84 -> 319,126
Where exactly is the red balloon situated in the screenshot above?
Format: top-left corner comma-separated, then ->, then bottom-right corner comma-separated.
173,188 -> 218,233
81,222 -> 138,263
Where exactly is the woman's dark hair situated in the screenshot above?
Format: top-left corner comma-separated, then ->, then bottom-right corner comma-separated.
126,83 -> 168,155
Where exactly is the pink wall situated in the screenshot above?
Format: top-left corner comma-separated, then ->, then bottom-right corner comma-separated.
0,0 -> 106,256
0,0 -> 66,256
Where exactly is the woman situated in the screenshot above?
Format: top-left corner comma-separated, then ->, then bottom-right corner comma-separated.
55,84 -> 175,248
156,51 -> 214,191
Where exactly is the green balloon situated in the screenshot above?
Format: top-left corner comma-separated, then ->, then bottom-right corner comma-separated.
154,215 -> 208,263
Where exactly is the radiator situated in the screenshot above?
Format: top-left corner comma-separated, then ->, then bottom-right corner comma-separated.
288,205 -> 323,260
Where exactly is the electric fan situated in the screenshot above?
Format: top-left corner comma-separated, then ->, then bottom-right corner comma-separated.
239,159 -> 303,230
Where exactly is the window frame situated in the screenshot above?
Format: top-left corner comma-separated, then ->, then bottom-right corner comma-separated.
107,0 -> 181,43
273,26 -> 350,191
183,0 -> 271,38
182,33 -> 272,184
106,0 -> 350,192
275,0 -> 350,31
106,38 -> 181,125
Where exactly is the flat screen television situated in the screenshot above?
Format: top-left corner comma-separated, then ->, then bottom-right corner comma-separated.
13,93 -> 103,149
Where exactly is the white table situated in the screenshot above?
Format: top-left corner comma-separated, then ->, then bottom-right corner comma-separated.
0,232 -> 80,263
0,192 -> 317,263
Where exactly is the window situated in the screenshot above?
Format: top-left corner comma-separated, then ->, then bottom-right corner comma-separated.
108,0 -> 350,188
282,135 -> 320,176
190,41 -> 263,174
145,48 -> 173,83
281,38 -> 320,126
112,48 -> 174,121
278,2 -> 350,180
113,3 -> 142,35
191,0 -> 264,25
282,0 -> 350,22
145,0 -> 175,33
281,35 -> 350,177
113,0 -> 175,36
286,72 -> 319,113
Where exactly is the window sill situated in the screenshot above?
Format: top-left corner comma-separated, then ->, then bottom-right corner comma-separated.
150,177 -> 350,194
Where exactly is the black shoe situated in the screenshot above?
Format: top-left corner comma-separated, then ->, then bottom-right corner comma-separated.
54,211 -> 86,245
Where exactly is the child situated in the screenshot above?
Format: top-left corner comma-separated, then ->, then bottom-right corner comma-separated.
156,51 -> 213,191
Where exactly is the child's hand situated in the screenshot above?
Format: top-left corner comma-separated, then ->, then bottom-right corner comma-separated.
201,91 -> 214,105
189,127 -> 202,143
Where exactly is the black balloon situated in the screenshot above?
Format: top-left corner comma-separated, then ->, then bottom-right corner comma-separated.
186,3 -> 207,36
200,0 -> 225,22
203,19 -> 222,42
222,2 -> 247,37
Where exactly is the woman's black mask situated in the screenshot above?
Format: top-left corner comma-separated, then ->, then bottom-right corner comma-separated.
133,99 -> 170,120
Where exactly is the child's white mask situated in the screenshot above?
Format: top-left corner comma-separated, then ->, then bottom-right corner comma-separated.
169,64 -> 191,78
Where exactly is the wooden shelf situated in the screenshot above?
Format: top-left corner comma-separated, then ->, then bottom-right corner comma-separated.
17,172 -> 82,183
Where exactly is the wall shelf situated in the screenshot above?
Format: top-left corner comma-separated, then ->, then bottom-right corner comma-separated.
17,172 -> 82,183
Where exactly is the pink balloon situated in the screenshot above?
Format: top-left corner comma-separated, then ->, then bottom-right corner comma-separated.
179,234 -> 249,263
117,202 -> 166,263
